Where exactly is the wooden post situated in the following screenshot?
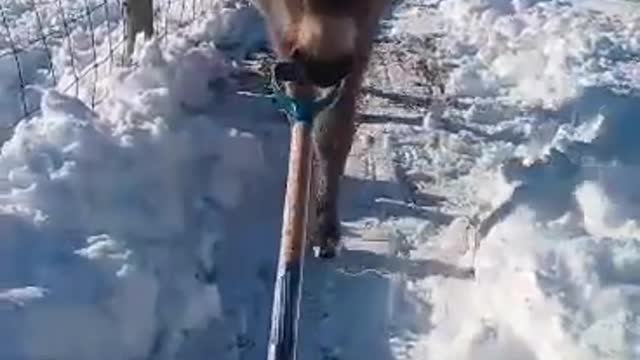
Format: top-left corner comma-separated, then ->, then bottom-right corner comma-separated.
267,120 -> 314,360
123,0 -> 154,61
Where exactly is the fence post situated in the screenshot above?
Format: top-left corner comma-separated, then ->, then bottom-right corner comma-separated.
123,0 -> 154,61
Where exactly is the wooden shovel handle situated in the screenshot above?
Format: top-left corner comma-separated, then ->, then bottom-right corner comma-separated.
280,121 -> 313,263
268,120 -> 314,360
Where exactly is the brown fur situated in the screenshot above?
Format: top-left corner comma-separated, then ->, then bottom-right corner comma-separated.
253,0 -> 389,257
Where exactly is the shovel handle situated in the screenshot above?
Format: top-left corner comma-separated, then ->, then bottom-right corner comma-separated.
267,120 -> 314,360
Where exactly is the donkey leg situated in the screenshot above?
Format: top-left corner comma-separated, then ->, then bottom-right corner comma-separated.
311,88 -> 357,258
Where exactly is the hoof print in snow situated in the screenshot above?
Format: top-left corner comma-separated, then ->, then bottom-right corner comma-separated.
235,334 -> 255,350
314,246 -> 337,259
463,267 -> 476,279
257,262 -> 274,288
195,269 -> 217,284
320,346 -> 341,360
208,77 -> 228,92
200,196 -> 223,211
313,246 -> 339,260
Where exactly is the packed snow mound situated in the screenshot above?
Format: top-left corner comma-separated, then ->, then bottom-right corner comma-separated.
391,1 -> 640,359
441,0 -> 640,107
0,4 -> 267,359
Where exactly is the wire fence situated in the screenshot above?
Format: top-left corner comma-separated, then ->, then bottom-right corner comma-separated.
0,0 -> 216,130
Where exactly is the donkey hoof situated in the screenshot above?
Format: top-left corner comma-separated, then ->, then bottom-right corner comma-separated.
313,238 -> 341,259
314,246 -> 336,259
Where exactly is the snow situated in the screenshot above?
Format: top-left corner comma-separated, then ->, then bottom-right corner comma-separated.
1,2 -> 270,359
1,0 -> 640,359
382,0 -> 640,359
440,0 -> 640,107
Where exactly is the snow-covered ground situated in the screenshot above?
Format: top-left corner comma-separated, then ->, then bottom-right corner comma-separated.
1,0 -> 640,359
382,1 -> 640,359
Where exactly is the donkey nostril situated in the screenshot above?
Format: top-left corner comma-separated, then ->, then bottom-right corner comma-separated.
302,56 -> 353,87
288,48 -> 353,87
290,48 -> 303,61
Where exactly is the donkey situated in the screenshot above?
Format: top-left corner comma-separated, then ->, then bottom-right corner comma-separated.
252,0 -> 390,258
